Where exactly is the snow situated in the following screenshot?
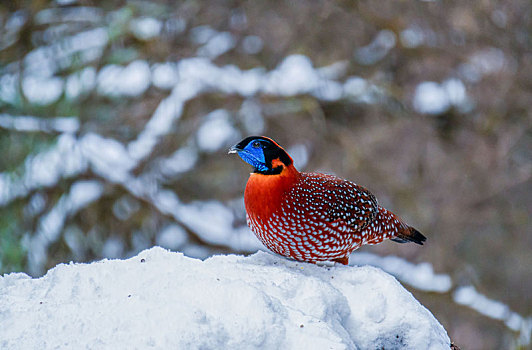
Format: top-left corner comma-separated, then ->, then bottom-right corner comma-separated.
156,224 -> 188,250
196,109 -> 240,152
413,81 -> 450,115
287,143 -> 309,170
112,195 -> 141,221
454,285 -> 532,341
400,26 -> 425,48
5,10 -> 28,32
27,180 -> 104,275
130,17 -> 162,40
101,236 -> 125,259
242,35 -> 264,54
174,201 -> 260,252
0,74 -> 19,104
158,145 -> 198,176
355,29 -> 396,65
344,76 -> 368,97
97,60 -> 151,97
458,48 -> 509,83
190,25 -> 218,45
240,99 -> 265,134
468,48 -> 507,76
349,252 -> 452,293
35,7 -> 102,25
80,133 -> 137,182
197,31 -> 236,59
24,133 -> 86,188
0,114 -> 79,133
21,75 -> 64,105
263,55 -> 319,96
491,10 -> 507,28
0,247 -> 451,350
442,78 -> 467,107
24,27 -> 108,77
65,66 -> 97,100
413,79 -> 470,115
151,63 -> 179,90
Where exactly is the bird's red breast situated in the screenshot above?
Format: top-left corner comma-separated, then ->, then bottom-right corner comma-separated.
244,162 -> 300,221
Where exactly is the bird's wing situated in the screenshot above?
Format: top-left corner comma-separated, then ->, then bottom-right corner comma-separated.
301,173 -> 379,231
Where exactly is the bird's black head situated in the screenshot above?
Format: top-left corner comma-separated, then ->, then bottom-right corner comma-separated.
229,136 -> 293,175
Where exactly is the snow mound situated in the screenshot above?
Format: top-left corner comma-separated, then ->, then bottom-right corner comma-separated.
0,247 -> 450,349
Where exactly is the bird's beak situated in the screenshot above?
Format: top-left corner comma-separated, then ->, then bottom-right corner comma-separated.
228,145 -> 241,154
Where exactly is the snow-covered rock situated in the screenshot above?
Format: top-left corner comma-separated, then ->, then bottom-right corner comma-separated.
0,247 -> 450,349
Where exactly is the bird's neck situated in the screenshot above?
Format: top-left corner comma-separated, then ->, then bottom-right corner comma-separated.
244,164 -> 300,219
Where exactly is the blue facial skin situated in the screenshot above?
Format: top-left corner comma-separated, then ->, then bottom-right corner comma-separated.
236,142 -> 270,172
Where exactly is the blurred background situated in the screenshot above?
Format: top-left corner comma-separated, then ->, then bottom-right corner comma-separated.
1,1 -> 531,348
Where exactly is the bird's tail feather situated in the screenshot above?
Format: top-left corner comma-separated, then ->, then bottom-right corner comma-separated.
391,226 -> 426,245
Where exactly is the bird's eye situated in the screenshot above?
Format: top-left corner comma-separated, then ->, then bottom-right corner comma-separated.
252,141 -> 261,148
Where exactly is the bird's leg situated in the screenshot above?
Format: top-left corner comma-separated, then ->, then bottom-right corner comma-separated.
333,257 -> 349,265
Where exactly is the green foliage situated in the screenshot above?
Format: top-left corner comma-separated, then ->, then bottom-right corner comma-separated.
0,203 -> 27,274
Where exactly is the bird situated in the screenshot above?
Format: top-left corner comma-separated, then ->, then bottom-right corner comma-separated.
229,136 -> 426,265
